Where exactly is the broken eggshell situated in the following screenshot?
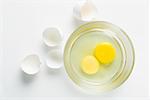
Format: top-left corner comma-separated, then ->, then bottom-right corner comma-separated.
21,54 -> 41,75
73,0 -> 98,22
43,27 -> 62,47
46,49 -> 63,69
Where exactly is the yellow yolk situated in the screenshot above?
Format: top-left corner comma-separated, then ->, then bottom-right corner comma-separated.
94,42 -> 116,64
81,55 -> 99,75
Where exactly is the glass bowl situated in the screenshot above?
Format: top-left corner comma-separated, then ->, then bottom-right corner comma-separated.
64,21 -> 135,93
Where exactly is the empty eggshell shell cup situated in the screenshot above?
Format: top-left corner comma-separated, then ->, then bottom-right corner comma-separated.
21,54 -> 41,75
43,27 -> 62,47
73,0 -> 98,22
46,49 -> 63,69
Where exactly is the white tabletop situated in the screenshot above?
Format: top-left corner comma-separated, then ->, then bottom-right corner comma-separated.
1,0 -> 149,99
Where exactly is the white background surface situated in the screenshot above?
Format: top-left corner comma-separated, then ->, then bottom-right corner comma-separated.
1,0 -> 149,99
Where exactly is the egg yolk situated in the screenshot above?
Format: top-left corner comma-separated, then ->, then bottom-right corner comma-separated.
81,55 -> 99,75
94,42 -> 116,64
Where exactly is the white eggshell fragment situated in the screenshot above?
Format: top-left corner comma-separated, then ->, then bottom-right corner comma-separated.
21,54 -> 41,75
46,49 -> 63,69
73,0 -> 98,21
43,27 -> 62,47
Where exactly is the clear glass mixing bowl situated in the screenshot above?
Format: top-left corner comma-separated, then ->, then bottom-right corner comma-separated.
64,21 -> 135,93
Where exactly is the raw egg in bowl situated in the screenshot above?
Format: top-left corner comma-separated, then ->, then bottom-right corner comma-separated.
64,21 -> 135,93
